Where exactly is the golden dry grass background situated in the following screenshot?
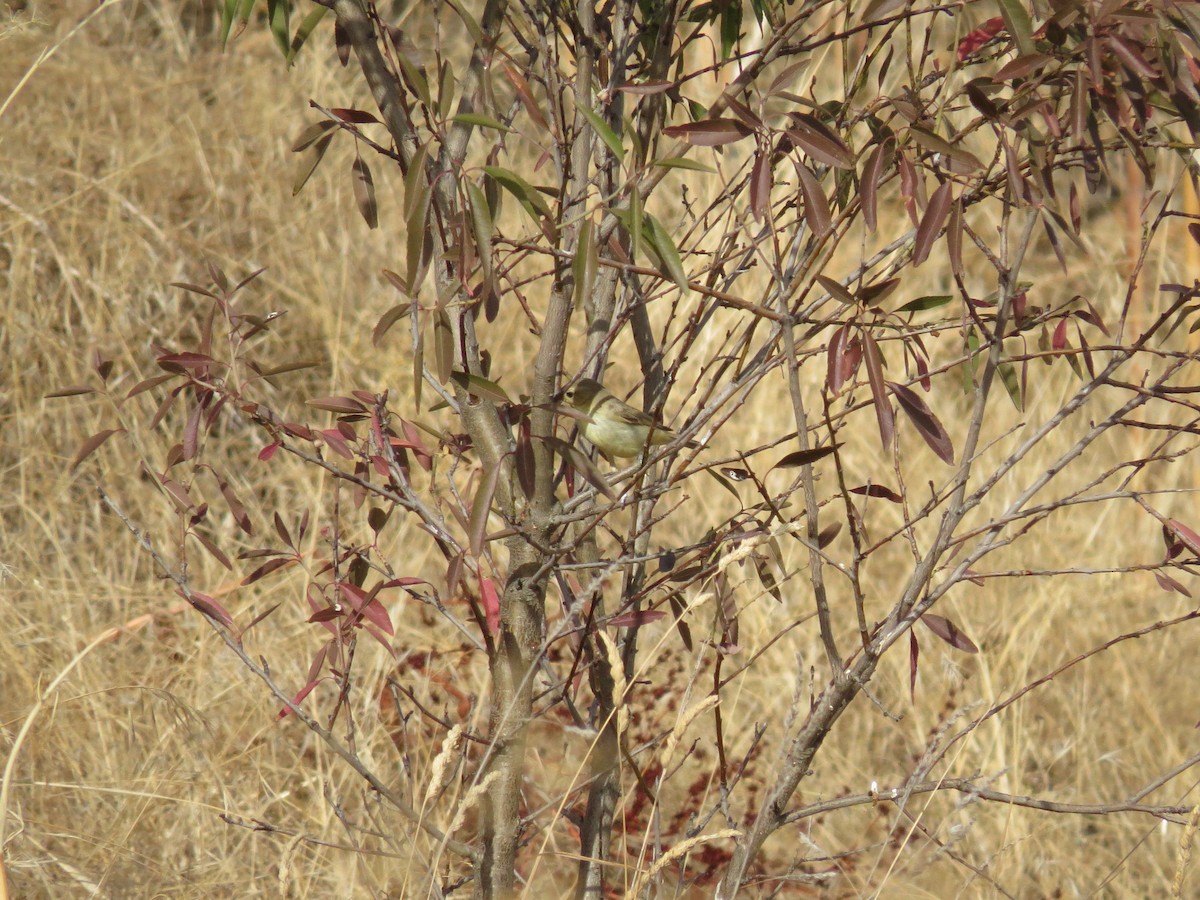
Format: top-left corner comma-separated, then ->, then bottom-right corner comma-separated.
3,1 -> 1200,897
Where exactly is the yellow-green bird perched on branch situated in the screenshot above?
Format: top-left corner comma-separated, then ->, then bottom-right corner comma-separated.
561,378 -> 698,459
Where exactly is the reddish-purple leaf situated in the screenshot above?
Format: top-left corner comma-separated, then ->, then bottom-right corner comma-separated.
786,112 -> 854,169
446,553 -> 465,600
992,52 -> 1053,83
898,151 -> 921,225
772,445 -> 839,469
826,325 -> 861,395
889,381 -> 955,464
308,395 -> 367,415
217,475 -> 253,535
125,374 -> 176,400
957,16 -> 1004,61
70,428 -> 125,473
1070,68 -> 1089,141
1042,215 -> 1067,273
319,428 -> 354,459
863,332 -> 894,451
1155,572 -> 1192,598
922,613 -> 978,652
181,402 -> 202,462
616,80 -> 674,95
1077,326 -> 1095,378
816,274 -> 855,305
669,594 -> 693,651
861,137 -> 893,233
1107,35 -> 1157,80
241,556 -> 297,586
373,303 -> 412,347
947,197 -> 964,279
663,119 -> 752,146
156,351 -> 217,372
912,180 -> 954,267
381,575 -> 431,590
609,609 -> 667,628
795,162 -> 831,236
331,107 -> 380,124
274,511 -> 292,547
335,582 -> 394,635
914,348 -> 931,391
1168,519 -> 1200,558
479,575 -> 501,635
818,522 -> 842,548
909,630 -> 919,701
516,418 -> 536,500
1053,317 -> 1070,351
850,483 -> 903,502
278,675 -> 322,720
858,277 -> 901,308
181,589 -> 235,628
1074,295 -> 1110,336
1002,136 -> 1026,204
501,62 -> 548,129
191,530 -> 233,570
907,125 -> 983,173
259,441 -> 281,462
750,146 -> 772,221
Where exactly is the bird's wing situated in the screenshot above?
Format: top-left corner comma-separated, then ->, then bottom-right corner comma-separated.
611,402 -> 665,430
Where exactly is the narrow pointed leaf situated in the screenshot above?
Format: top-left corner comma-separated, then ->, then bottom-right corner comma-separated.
863,332 -> 894,450
70,428 -> 125,473
293,133 -> 334,195
352,156 -> 378,229
663,118 -> 752,146
796,163 -> 831,236
922,613 -> 979,652
912,180 -> 954,267
577,105 -> 624,163
861,137 -> 893,232
889,381 -> 954,464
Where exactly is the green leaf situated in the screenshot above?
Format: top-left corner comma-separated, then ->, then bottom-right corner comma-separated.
466,182 -> 495,284
577,105 -> 624,164
644,214 -> 688,293
453,113 -> 512,133
450,370 -> 511,405
652,157 -> 716,173
998,0 -> 1036,57
962,328 -> 981,392
629,187 -> 643,262
406,181 -> 431,290
443,0 -> 484,45
720,1 -> 743,60
897,295 -> 953,313
998,360 -> 1022,410
572,217 -> 598,309
483,165 -> 552,225
286,6 -> 328,65
220,0 -> 255,49
266,0 -> 290,57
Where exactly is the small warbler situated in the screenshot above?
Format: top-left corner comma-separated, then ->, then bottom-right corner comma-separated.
561,378 -> 695,458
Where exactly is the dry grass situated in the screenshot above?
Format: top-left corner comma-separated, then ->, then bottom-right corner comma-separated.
3,1 -> 1200,897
